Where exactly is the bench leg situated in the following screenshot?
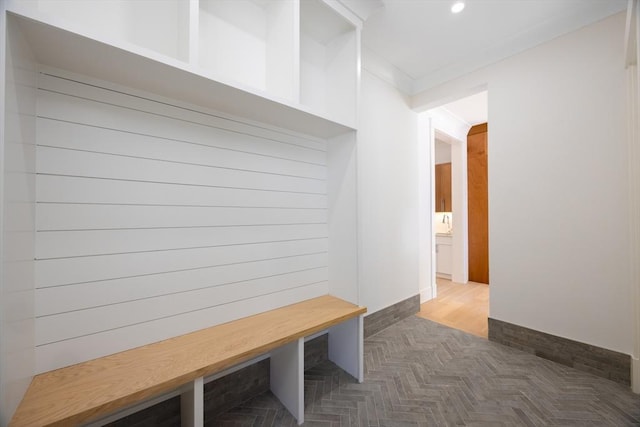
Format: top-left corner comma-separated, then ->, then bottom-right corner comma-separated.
181,376 -> 204,427
329,314 -> 364,382
270,338 -> 304,424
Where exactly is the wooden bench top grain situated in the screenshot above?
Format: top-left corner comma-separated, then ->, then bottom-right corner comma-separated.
10,295 -> 366,427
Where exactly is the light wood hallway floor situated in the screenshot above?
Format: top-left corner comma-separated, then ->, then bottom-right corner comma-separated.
417,278 -> 489,338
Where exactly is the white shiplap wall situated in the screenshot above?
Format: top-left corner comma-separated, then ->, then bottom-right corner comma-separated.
34,71 -> 329,373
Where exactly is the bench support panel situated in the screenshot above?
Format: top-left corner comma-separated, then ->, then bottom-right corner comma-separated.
328,315 -> 364,382
270,338 -> 304,425
181,376 -> 204,427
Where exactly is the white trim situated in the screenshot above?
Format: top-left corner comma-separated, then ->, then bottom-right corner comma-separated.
334,0 -> 384,22
203,354 -> 271,384
181,377 -> 204,427
417,113 -> 435,302
87,388 -> 183,426
633,357 -> 640,393
446,132 -> 469,285
305,330 -> 329,342
325,0 -> 364,29
626,0 -> 637,67
187,0 -> 199,65
420,284 -> 433,304
429,108 -> 472,142
627,0 -> 640,395
0,3 -> 8,423
361,46 -> 415,96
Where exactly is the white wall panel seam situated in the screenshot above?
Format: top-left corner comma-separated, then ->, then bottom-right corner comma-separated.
36,280 -> 328,346
37,87 -> 326,153
37,251 -> 329,289
39,71 -> 326,148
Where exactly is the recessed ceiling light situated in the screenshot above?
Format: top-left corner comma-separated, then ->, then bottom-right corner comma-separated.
451,1 -> 465,13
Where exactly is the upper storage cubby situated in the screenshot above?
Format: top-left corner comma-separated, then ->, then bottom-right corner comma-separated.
300,0 -> 358,126
198,0 -> 296,101
6,0 -> 359,136
33,0 -> 190,62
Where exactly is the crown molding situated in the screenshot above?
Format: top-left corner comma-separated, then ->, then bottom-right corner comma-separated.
361,46 -> 415,95
335,0 -> 385,22
413,3 -> 627,94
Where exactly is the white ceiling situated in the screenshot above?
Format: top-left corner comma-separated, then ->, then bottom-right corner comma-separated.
359,0 -> 627,94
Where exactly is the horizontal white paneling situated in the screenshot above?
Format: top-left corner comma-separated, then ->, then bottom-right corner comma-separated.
35,281 -> 327,373
38,88 -> 326,163
36,224 -> 327,258
37,118 -> 326,180
35,72 -> 329,372
37,204 -> 326,231
36,146 -> 325,194
38,72 -> 326,153
36,175 -> 328,208
36,266 -> 328,344
35,238 -> 328,288
36,253 -> 327,316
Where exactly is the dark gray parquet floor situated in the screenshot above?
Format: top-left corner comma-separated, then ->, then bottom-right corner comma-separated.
211,316 -> 640,426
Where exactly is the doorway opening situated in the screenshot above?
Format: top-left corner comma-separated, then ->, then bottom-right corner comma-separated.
416,90 -> 489,338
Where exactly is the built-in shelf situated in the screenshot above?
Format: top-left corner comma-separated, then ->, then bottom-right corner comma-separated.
6,0 -> 361,137
300,0 -> 358,126
198,0 -> 296,102
30,0 -> 191,62
8,8 -> 355,138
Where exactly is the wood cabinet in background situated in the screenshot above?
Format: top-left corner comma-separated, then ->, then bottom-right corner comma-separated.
467,123 -> 489,284
435,162 -> 452,212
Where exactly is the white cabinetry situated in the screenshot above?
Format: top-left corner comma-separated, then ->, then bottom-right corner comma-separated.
8,0 -> 360,133
436,235 -> 452,278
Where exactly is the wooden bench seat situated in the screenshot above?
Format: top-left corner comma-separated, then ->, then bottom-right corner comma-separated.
10,295 -> 366,426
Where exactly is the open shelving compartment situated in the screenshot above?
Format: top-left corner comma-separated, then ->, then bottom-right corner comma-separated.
198,0 -> 297,102
27,0 -> 191,62
300,0 -> 358,126
6,0 -> 360,133
5,6 -> 354,138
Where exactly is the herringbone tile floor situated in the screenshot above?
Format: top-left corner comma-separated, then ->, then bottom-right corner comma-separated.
211,316 -> 640,426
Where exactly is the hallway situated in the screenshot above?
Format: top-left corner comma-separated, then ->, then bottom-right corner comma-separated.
417,278 -> 489,338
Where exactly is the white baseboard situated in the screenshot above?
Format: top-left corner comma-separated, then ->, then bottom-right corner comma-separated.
633,357 -> 640,394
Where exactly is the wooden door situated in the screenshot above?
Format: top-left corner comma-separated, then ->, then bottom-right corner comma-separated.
467,123 -> 489,284
435,162 -> 452,212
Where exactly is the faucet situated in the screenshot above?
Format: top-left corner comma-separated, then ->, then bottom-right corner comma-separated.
442,214 -> 451,233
